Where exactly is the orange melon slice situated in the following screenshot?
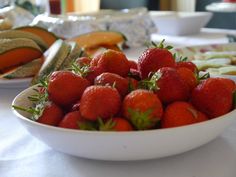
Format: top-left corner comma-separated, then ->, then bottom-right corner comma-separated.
0,38 -> 42,70
68,31 -> 126,49
15,26 -> 58,47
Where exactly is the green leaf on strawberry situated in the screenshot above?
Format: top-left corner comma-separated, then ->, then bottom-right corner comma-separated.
128,108 -> 157,130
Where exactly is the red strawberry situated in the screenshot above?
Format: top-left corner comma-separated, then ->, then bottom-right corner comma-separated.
71,100 -> 80,111
176,67 -> 198,91
129,68 -> 141,81
138,42 -> 176,79
59,111 -> 82,129
123,89 -> 163,130
90,53 -> 101,67
191,78 -> 233,118
75,57 -> 91,66
215,77 -> 236,93
94,72 -> 129,97
99,117 -> 133,131
85,65 -> 105,84
162,101 -> 208,128
80,85 -> 121,120
126,77 -> 139,92
37,102 -> 64,126
176,61 -> 198,73
128,60 -> 138,70
154,67 -> 190,104
91,49 -> 130,77
48,71 -> 90,106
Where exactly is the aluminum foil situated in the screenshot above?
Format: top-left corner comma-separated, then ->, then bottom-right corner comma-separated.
0,5 -> 34,27
31,8 -> 157,47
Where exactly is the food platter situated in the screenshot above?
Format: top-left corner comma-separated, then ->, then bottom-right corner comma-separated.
172,42 -> 236,81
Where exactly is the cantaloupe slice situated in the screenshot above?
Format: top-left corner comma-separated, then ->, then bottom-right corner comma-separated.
32,39 -> 71,85
0,38 -> 42,70
59,41 -> 83,69
15,26 -> 58,47
68,31 -> 126,49
1,58 -> 43,79
0,30 -> 49,51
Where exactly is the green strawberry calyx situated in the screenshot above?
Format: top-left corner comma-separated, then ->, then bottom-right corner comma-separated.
128,108 -> 158,130
138,72 -> 161,91
78,120 -> 98,131
98,118 -> 116,131
70,62 -> 90,77
146,39 -> 173,50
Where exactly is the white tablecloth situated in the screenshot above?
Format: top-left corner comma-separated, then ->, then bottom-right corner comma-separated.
1,28 -> 236,177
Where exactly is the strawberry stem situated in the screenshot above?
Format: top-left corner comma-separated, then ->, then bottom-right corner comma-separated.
145,39 -> 173,50
98,118 -> 116,131
128,108 -> 157,130
138,72 -> 161,91
71,62 -> 90,77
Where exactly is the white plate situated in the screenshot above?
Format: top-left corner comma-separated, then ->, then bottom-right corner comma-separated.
0,78 -> 32,89
12,85 -> 236,161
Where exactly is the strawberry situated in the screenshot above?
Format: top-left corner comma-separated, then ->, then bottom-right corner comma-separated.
123,89 -> 163,130
162,101 -> 208,128
94,72 -> 129,97
90,49 -> 130,77
71,100 -> 80,111
191,78 -> 233,118
48,71 -> 90,107
37,102 -> 64,126
80,85 -> 121,120
176,61 -> 198,73
58,111 -> 82,129
75,56 -> 91,66
128,60 -> 138,70
85,65 -> 105,84
138,41 -> 176,79
98,117 -> 133,131
153,67 -> 190,104
176,67 -> 198,91
90,53 -> 102,67
129,68 -> 141,81
126,77 -> 139,92
216,77 -> 236,93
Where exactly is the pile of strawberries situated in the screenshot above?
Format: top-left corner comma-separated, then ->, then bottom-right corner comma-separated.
21,41 -> 236,131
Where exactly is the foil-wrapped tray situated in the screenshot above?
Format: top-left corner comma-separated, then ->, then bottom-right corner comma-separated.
31,8 -> 156,47
0,5 -> 34,27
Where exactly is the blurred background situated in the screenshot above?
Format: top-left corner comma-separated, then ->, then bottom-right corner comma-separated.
0,0 -> 235,29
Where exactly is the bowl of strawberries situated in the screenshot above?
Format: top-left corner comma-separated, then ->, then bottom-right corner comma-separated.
12,41 -> 236,161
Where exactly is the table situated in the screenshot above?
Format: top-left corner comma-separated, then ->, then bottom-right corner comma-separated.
1,28 -> 236,177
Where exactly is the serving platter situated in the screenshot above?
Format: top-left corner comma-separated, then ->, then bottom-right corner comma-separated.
172,42 -> 236,81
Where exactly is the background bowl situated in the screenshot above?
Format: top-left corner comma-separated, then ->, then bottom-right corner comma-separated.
12,85 -> 236,161
149,11 -> 212,36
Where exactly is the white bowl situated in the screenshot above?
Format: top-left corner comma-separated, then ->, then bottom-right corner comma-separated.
149,11 -> 212,36
12,85 -> 236,161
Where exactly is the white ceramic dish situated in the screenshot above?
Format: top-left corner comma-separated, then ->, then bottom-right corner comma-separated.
0,77 -> 32,89
12,85 -> 236,161
149,11 -> 212,36
172,42 -> 236,82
